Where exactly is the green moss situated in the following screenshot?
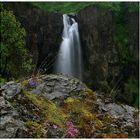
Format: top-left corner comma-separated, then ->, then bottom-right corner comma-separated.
80,87 -> 94,95
23,90 -> 67,128
20,80 -> 28,88
26,120 -> 44,138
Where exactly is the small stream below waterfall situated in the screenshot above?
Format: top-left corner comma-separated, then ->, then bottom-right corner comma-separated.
54,14 -> 82,80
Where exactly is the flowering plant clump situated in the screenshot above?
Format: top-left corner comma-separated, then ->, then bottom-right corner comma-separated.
44,120 -> 50,127
44,120 -> 58,129
64,121 -> 79,137
28,78 -> 37,87
52,124 -> 58,129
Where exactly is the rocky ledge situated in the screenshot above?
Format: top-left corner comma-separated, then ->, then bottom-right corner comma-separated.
0,74 -> 139,138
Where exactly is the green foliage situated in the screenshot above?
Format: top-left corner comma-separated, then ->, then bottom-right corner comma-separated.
32,2 -> 120,13
113,25 -> 130,64
32,2 -> 94,13
31,2 -> 138,14
126,2 -> 139,13
96,2 -> 121,14
0,76 -> 6,84
124,76 -> 139,107
111,2 -> 138,108
0,3 -> 34,79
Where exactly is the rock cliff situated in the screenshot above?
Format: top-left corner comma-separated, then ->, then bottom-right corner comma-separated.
78,6 -> 119,89
78,5 -> 138,90
12,3 -> 63,73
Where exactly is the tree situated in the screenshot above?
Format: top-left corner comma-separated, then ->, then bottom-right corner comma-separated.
0,3 -> 34,79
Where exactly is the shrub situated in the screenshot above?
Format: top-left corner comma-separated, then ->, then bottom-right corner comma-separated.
124,76 -> 139,107
0,3 -> 34,79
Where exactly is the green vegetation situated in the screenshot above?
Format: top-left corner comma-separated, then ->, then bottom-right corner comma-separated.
112,3 -> 139,108
26,120 -> 44,138
124,76 -> 139,107
0,3 -> 34,81
23,90 -> 67,128
32,2 -> 94,13
21,81 -> 128,138
31,2 -> 138,14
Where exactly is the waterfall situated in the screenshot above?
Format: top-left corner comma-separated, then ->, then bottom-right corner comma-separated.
54,14 -> 82,80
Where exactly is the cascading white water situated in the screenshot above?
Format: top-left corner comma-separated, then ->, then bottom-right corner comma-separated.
54,14 -> 82,80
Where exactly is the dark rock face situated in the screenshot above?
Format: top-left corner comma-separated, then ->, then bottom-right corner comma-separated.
12,3 -> 63,72
78,6 -> 120,89
78,6 -> 139,90
125,11 -> 139,60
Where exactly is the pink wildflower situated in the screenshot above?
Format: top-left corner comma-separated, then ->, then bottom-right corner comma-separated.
52,124 -> 58,129
65,121 -> 79,137
45,120 -> 50,127
66,121 -> 74,127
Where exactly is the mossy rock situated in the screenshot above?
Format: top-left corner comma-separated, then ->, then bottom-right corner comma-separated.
26,120 -> 44,138
23,90 -> 67,128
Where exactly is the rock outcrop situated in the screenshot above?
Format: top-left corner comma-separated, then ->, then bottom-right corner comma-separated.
12,3 -> 63,72
29,74 -> 86,101
0,74 -> 139,138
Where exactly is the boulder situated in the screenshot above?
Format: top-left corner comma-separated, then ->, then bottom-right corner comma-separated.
30,74 -> 86,100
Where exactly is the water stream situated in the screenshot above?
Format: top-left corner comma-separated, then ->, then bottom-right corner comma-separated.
54,14 -> 82,80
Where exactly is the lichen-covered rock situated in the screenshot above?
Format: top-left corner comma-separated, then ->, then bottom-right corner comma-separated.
29,74 -> 86,101
0,97 -> 28,138
1,81 -> 21,99
92,92 -> 139,138
0,74 -> 139,138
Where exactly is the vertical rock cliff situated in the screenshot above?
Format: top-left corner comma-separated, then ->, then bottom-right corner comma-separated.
12,3 -> 63,73
78,6 -> 120,90
78,5 -> 138,91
